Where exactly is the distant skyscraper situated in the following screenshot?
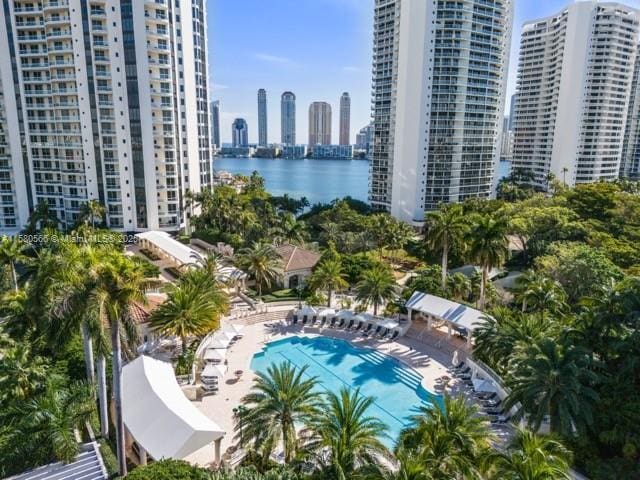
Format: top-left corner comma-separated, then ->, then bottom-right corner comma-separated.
281,92 -> 296,145
356,123 -> 374,155
0,0 -> 213,232
308,102 -> 332,146
210,101 -> 221,149
339,92 -> 351,145
258,89 -> 268,147
511,1 -> 640,189
232,119 -> 249,148
621,49 -> 640,180
369,0 -> 513,224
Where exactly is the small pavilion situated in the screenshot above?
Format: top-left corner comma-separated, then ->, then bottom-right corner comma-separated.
405,291 -> 490,349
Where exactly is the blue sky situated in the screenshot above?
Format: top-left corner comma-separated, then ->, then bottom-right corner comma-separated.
208,0 -> 640,144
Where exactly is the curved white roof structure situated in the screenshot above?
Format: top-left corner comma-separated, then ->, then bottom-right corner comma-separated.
122,356 -> 224,460
135,231 -> 199,266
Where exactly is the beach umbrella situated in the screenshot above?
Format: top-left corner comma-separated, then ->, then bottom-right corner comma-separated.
317,308 -> 336,318
202,363 -> 227,379
209,333 -> 231,349
452,350 -> 460,368
203,348 -> 226,361
472,378 -> 498,393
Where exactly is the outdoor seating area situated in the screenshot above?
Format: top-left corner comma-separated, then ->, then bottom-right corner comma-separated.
197,324 -> 244,395
291,306 -> 406,341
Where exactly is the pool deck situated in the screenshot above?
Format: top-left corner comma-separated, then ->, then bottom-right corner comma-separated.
183,314 -> 509,467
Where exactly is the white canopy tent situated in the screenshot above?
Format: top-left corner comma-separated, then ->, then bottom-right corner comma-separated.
296,306 -> 317,318
208,334 -> 231,349
472,378 -> 498,393
222,324 -> 244,336
122,356 -> 225,463
203,348 -> 227,362
135,231 -> 199,267
405,291 -> 490,348
317,308 -> 336,318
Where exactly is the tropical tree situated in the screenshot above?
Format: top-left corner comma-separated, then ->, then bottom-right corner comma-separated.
396,395 -> 494,480
16,379 -> 95,465
355,265 -> 397,316
424,203 -> 468,289
0,341 -> 47,403
0,235 -> 28,291
239,362 -> 321,464
488,428 -> 572,480
308,258 -> 348,307
466,214 -> 509,309
236,243 -> 283,296
446,272 -> 472,302
308,387 -> 391,480
79,200 -> 106,228
515,271 -> 567,316
150,275 -> 228,351
504,338 -> 599,436
89,254 -> 158,475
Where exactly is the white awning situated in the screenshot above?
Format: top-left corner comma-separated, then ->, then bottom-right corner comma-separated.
296,306 -> 317,317
204,348 -> 227,361
472,378 -> 498,393
335,309 -> 353,320
406,291 -> 489,333
209,333 -> 231,349
135,231 -> 200,266
122,356 -> 224,460
202,364 -> 227,379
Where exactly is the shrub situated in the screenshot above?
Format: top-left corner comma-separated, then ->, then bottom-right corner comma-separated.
124,459 -> 209,480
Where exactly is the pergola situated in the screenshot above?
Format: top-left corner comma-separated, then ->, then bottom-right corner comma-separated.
405,291 -> 489,348
122,356 -> 225,465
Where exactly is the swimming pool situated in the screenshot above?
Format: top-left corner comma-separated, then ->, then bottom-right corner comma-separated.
250,335 -> 442,447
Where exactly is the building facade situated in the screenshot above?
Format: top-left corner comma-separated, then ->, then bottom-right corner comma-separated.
231,118 -> 248,148
257,88 -> 267,147
280,145 -> 306,159
210,100 -> 220,150
309,144 -> 353,160
511,1 -> 640,189
621,47 -> 640,180
0,0 -> 213,232
339,92 -> 351,145
280,91 -> 296,145
369,0 -> 513,224
308,101 -> 332,146
356,123 -> 374,156
500,117 -> 514,162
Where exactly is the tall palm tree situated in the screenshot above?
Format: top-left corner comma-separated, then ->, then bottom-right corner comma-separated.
515,271 -> 567,317
489,428 -> 572,480
446,272 -> 471,302
355,265 -> 397,315
79,200 -> 106,228
397,395 -> 494,480
504,338 -> 599,436
308,258 -> 348,307
374,451 -> 431,480
19,380 -> 95,464
150,277 -> 228,351
239,362 -> 321,464
309,387 -> 391,480
89,254 -> 158,475
424,204 -> 468,289
236,242 -> 283,296
0,235 -> 28,291
466,215 -> 509,310
0,342 -> 47,402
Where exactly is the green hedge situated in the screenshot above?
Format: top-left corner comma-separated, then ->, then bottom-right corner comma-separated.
164,267 -> 183,279
139,248 -> 161,261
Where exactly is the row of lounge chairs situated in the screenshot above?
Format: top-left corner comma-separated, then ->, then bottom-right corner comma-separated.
291,314 -> 400,341
451,362 -> 510,424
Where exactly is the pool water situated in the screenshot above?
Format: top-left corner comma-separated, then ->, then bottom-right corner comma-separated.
250,335 -> 442,447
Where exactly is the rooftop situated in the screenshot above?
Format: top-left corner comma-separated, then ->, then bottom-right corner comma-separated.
275,244 -> 321,272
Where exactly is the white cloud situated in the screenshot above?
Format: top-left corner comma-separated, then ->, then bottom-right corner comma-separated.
254,53 -> 293,65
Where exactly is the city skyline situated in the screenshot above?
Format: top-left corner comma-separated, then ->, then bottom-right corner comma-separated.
207,0 -> 623,145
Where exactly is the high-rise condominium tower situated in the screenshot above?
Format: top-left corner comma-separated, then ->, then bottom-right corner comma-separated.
308,102 -> 332,146
369,0 -> 513,224
257,89 -> 268,147
511,1 -> 640,189
281,91 -> 296,145
0,0 -> 212,232
210,100 -> 221,150
621,47 -> 640,180
232,118 -> 249,148
339,92 -> 351,145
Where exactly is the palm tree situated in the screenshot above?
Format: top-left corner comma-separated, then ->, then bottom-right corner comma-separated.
515,271 -> 567,317
397,395 -> 494,480
89,254 -> 158,475
79,200 -> 106,228
19,379 -> 95,464
424,204 -> 468,289
236,242 -> 283,297
308,258 -> 348,307
239,362 -> 321,464
504,338 -> 599,436
489,428 -> 572,480
355,265 -> 397,315
0,235 -> 28,291
466,214 -> 509,310
0,342 -> 47,402
150,277 -> 228,351
446,272 -> 471,302
374,451 -> 431,480
309,387 -> 391,480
